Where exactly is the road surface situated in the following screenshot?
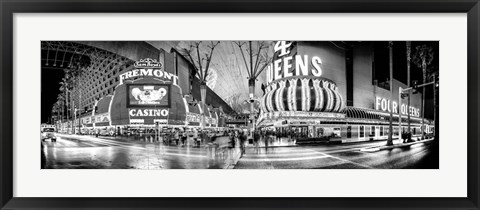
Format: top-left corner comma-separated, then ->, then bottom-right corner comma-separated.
41,134 -> 438,169
234,140 -> 438,169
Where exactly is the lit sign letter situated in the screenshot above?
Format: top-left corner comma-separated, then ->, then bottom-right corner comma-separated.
132,69 -> 139,77
274,41 -> 292,57
266,65 -> 272,84
283,56 -> 293,78
401,104 -> 406,115
153,70 -> 163,78
375,97 -> 381,110
129,109 -> 136,116
119,73 -> 126,85
125,71 -> 133,79
311,56 -> 322,77
172,75 -> 179,86
274,59 -> 282,81
161,109 -> 169,116
140,69 -> 153,76
164,72 -> 172,80
295,55 -> 308,76
381,99 -> 388,111
392,101 -> 398,113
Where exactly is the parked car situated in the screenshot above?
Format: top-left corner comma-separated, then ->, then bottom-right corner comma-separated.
41,127 -> 57,142
97,128 -> 116,136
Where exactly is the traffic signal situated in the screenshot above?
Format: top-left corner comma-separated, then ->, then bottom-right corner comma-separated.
412,80 -> 420,94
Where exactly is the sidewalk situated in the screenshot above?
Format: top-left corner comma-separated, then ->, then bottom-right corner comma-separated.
360,138 -> 436,152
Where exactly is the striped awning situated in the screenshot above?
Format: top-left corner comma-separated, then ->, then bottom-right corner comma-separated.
260,78 -> 345,114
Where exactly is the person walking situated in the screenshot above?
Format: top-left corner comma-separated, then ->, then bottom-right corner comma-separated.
239,131 -> 246,157
193,129 -> 199,147
174,129 -> 180,145
229,131 -> 235,148
181,131 -> 187,146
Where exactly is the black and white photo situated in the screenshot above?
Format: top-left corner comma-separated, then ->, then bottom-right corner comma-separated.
41,41 -> 439,169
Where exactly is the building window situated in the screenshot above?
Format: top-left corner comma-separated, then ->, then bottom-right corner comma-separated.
332,127 -> 341,138
359,125 -> 365,138
380,126 -> 384,136
347,126 -> 352,138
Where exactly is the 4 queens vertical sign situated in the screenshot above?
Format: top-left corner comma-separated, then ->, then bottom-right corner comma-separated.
265,41 -> 324,85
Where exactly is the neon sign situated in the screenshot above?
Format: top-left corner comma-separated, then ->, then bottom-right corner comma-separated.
118,58 -> 179,85
375,97 -> 420,117
266,41 -> 323,85
129,109 -> 169,117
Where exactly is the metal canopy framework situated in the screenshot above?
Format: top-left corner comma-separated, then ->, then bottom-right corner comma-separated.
41,41 -> 134,70
42,41 -> 136,113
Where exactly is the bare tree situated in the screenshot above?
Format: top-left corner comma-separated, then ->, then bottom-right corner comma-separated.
181,41 -> 221,129
233,41 -> 273,129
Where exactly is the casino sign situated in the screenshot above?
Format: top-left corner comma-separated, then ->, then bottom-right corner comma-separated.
108,58 -> 185,126
259,41 -> 346,124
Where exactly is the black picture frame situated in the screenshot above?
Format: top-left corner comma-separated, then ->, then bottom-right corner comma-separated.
1,0 -> 478,209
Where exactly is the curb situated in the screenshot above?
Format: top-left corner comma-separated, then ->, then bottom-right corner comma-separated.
360,138 -> 435,152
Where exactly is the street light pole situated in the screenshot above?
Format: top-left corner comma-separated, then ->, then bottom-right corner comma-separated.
249,78 -> 255,131
432,74 -> 437,138
74,107 -> 77,135
200,84 -> 207,130
398,86 -> 402,139
78,89 -> 82,134
406,41 -> 412,140
387,41 -> 394,146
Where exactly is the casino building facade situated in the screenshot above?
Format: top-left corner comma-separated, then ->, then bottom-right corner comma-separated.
257,41 -> 434,143
57,44 -> 234,135
54,41 -> 434,143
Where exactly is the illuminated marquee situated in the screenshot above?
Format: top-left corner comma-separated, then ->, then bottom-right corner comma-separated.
127,84 -> 170,107
186,112 -> 218,125
118,58 -> 179,85
266,41 -> 323,85
129,109 -> 169,117
375,97 -> 420,117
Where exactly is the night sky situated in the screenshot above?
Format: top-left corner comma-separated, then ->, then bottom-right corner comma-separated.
41,68 -> 64,123
373,41 -> 439,119
40,41 -> 439,123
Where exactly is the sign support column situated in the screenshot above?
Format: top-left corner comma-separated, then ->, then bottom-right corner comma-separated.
406,41 -> 412,140
398,87 -> 402,140
387,41 -> 394,146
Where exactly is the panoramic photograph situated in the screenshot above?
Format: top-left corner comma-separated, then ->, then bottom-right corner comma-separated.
40,41 -> 439,169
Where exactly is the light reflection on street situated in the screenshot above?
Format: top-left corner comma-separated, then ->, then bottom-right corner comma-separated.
41,134 -> 437,169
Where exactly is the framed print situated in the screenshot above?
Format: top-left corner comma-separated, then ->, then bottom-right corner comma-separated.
1,0 -> 479,209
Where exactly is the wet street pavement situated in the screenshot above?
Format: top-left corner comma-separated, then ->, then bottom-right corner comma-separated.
235,140 -> 438,169
41,134 -> 438,169
42,134 -> 240,169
